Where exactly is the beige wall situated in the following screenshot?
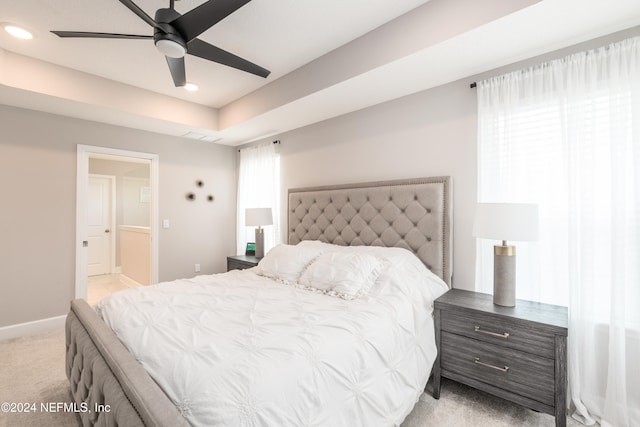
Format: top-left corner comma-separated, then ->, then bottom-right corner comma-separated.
242,26 -> 640,292
0,106 -> 237,327
119,226 -> 151,285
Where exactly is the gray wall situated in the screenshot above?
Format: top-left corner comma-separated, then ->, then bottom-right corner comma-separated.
243,26 -> 640,292
3,26 -> 638,328
0,106 -> 237,327
274,81 -> 477,289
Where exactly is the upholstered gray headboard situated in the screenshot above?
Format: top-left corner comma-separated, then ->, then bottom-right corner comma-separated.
288,176 -> 452,287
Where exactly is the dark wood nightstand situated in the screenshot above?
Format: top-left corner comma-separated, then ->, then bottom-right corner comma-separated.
226,255 -> 260,271
432,289 -> 568,427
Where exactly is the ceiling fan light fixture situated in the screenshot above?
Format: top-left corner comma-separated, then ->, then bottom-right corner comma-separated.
49,0 -> 270,88
155,39 -> 186,58
2,23 -> 34,40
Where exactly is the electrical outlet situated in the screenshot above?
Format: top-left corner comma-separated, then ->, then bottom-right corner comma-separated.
195,263 -> 200,273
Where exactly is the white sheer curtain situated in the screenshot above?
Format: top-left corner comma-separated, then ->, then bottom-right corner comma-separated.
476,37 -> 640,427
236,142 -> 281,255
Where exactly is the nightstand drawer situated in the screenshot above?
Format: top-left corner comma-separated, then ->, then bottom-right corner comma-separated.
227,255 -> 260,271
227,260 -> 251,271
441,309 -> 555,358
441,331 -> 555,406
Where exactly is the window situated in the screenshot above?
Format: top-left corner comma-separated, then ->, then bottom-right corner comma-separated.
476,36 -> 640,426
236,142 -> 281,255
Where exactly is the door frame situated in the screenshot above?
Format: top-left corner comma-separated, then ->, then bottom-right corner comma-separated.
76,145 -> 159,300
88,173 -> 116,275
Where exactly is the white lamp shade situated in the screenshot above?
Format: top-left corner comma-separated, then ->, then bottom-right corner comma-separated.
473,203 -> 539,242
245,207 -> 273,227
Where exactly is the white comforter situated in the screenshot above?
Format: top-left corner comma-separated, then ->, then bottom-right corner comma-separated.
95,244 -> 448,427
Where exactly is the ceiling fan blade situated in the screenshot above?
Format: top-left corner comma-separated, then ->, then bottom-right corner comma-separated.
187,38 -> 270,78
166,56 -> 186,87
118,0 -> 159,29
51,31 -> 152,40
171,0 -> 252,43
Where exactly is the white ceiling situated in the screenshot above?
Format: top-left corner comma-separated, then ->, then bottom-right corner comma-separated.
1,0 -> 640,145
0,0 -> 431,107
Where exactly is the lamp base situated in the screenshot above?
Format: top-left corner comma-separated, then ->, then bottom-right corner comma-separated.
494,245 -> 515,307
255,228 -> 265,258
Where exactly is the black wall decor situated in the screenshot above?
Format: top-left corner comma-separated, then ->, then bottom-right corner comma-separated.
186,180 -> 214,202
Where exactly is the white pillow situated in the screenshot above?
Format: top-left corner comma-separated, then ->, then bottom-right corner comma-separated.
295,240 -> 338,252
298,252 -> 386,300
257,244 -> 321,283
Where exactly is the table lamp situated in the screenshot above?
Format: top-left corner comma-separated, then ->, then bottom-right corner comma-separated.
245,207 -> 273,258
473,203 -> 539,307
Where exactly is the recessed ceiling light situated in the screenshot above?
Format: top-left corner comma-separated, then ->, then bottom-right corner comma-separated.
184,83 -> 199,92
2,23 -> 34,40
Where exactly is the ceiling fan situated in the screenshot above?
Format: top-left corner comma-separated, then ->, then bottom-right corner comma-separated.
51,0 -> 271,87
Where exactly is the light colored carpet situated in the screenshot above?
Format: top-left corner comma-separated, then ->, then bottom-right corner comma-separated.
0,328 -> 78,427
0,328 -> 585,427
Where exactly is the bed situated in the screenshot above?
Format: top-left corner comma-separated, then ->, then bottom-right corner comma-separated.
65,176 -> 452,427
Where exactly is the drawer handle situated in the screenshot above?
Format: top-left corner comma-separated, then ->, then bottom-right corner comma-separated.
474,325 -> 509,339
474,357 -> 510,373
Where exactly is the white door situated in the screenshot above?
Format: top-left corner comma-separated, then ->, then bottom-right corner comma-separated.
87,176 -> 112,276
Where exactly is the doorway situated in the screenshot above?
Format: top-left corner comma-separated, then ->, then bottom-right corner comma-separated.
76,145 -> 159,301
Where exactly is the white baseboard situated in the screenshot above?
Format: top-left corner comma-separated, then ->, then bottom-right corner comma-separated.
119,274 -> 142,288
0,315 -> 66,342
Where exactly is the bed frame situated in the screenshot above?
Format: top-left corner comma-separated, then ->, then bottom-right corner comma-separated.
65,176 -> 452,426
